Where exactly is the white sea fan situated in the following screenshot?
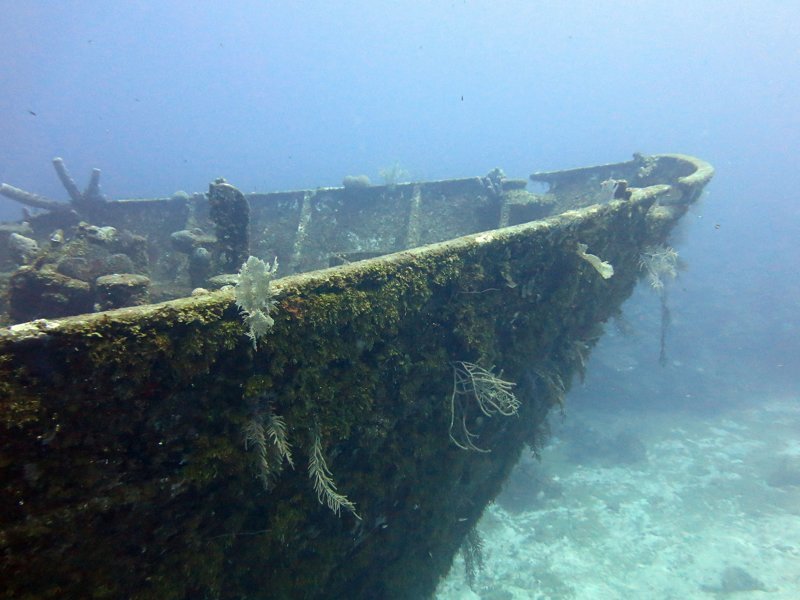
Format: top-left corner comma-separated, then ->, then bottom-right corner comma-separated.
639,245 -> 678,291
235,256 -> 279,349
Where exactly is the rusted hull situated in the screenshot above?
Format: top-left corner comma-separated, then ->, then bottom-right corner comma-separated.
0,154 -> 712,599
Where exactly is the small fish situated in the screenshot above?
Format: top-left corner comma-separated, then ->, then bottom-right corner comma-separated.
27,110 -> 37,116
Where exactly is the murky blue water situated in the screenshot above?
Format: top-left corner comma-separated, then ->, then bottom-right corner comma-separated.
3,2 -> 798,597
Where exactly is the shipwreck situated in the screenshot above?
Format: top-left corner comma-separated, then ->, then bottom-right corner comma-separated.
0,153 -> 713,599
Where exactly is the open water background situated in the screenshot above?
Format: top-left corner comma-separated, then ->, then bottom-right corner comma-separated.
2,2 -> 798,597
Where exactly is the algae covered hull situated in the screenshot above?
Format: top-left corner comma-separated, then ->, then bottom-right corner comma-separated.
0,154 -> 713,599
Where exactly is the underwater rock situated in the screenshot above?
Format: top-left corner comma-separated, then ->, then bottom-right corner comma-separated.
8,266 -> 93,322
170,228 -> 216,287
8,233 -> 39,263
104,253 -> 136,275
5,220 -> 151,321
74,222 -> 149,271
94,273 -> 151,310
55,256 -> 91,280
0,223 -> 34,271
0,222 -> 33,237
56,225 -> 148,279
79,223 -> 118,244
170,228 -> 216,254
206,273 -> 239,289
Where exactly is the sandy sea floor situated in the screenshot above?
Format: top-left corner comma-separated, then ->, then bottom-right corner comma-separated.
436,392 -> 800,599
